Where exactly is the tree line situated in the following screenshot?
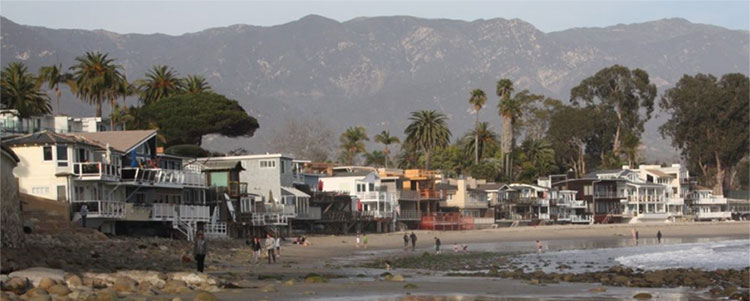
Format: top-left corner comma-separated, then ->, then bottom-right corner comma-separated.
0,52 -> 258,152
332,65 -> 748,196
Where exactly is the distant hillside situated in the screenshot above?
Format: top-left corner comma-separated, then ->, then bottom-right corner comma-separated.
1,15 -> 748,162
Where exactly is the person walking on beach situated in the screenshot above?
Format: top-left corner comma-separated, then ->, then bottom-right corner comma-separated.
536,240 -> 544,255
356,233 -> 361,249
194,231 -> 208,273
403,233 -> 409,251
410,232 -> 417,251
631,228 -> 637,243
252,237 -> 262,265
657,230 -> 662,244
434,237 -> 441,254
363,234 -> 369,249
80,204 -> 88,228
453,242 -> 459,253
265,234 -> 276,263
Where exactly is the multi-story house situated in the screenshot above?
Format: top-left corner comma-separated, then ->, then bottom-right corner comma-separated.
538,175 -> 591,224
398,169 -> 443,227
198,154 -> 312,234
688,187 -> 732,221
628,164 -> 689,218
5,130 -> 212,239
1,110 -> 118,137
437,177 -> 495,228
497,183 -> 550,222
319,166 -> 398,232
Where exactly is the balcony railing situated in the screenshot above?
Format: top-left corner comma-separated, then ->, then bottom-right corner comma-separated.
71,200 -> 125,219
296,206 -> 321,220
204,222 -> 228,237
695,211 -> 731,219
474,217 -> 495,225
399,210 -> 422,220
691,197 -> 727,205
293,173 -> 305,184
121,167 -> 207,187
626,195 -> 666,203
594,191 -> 625,198
151,203 -> 211,222
667,197 -> 685,205
73,162 -> 120,180
570,215 -> 592,223
361,210 -> 396,219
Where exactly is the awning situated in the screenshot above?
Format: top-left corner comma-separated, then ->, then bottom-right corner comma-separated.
282,186 -> 310,198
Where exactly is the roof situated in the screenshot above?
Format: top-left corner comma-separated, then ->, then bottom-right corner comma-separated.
76,130 -> 156,153
3,130 -> 106,150
646,169 -> 674,178
477,183 -> 504,191
435,183 -> 458,191
201,153 -> 293,161
1,145 -> 19,163
331,170 -> 374,177
202,160 -> 244,171
282,186 -> 310,198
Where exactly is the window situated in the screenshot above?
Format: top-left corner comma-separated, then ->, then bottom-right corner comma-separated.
43,146 -> 53,161
281,161 -> 286,173
32,186 -> 49,194
260,160 -> 276,168
57,145 -> 68,167
369,183 -> 374,191
584,185 -> 592,196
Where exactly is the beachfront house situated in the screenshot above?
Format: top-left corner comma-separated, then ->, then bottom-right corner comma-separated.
4,130 -> 212,239
628,164 -> 689,218
319,166 -> 398,232
437,177 -> 494,228
688,188 -> 732,221
497,183 -> 551,224
1,110 -> 118,137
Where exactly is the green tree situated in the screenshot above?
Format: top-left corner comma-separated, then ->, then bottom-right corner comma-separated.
0,62 -> 52,118
461,122 -> 499,161
70,52 -> 123,117
374,130 -> 400,168
183,75 -> 212,94
37,64 -> 73,113
496,79 -> 514,158
516,138 -> 556,182
430,144 -> 471,177
659,73 -> 749,196
132,92 -> 259,146
364,150 -> 386,167
570,65 -> 656,157
138,65 -> 184,105
404,110 -> 451,170
468,88 -> 487,164
546,106 -> 596,178
338,126 -> 369,165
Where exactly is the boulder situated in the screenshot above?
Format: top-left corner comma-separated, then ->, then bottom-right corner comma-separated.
260,285 -> 276,293
113,276 -> 137,292
46,284 -> 70,296
93,289 -> 118,301
37,278 -> 56,290
168,273 -> 218,288
116,271 -> 167,288
388,275 -> 405,282
633,292 -> 652,299
64,275 -> 82,289
162,280 -> 191,294
22,287 -> 48,298
193,291 -> 219,301
8,268 -> 64,287
3,277 -> 29,293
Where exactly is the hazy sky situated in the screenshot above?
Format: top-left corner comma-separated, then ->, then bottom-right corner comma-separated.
1,1 -> 748,35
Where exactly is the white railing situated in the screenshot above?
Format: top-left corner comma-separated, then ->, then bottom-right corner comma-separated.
569,200 -> 586,208
152,204 -> 211,221
537,199 -> 550,206
71,200 -> 125,218
667,197 -> 685,205
692,197 -> 727,205
637,212 -> 671,220
538,213 -> 550,220
594,191 -> 625,198
204,222 -> 228,238
570,215 -> 592,223
399,210 -> 422,220
252,213 -> 288,226
362,210 -> 396,219
293,173 -> 305,183
152,203 -> 177,220
121,167 -> 207,187
626,195 -> 666,203
474,217 -> 495,225
73,162 -> 121,180
696,211 -> 731,220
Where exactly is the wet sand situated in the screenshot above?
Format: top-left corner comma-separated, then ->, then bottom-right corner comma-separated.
203,221 -> 750,300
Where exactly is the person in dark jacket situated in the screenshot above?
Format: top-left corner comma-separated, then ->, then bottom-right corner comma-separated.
410,232 -> 417,251
403,233 -> 409,251
194,231 -> 208,272
434,237 -> 441,254
657,230 -> 662,244
252,237 -> 262,265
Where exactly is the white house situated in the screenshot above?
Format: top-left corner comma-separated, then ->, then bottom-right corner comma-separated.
319,166 -> 398,220
689,188 -> 732,221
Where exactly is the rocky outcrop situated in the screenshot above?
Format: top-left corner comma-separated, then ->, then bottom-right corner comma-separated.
1,146 -> 23,249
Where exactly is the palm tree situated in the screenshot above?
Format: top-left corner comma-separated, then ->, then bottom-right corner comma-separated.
38,64 -> 73,113
462,122 -> 499,161
522,138 -> 556,175
496,79 -> 515,158
404,110 -> 451,170
70,52 -> 123,117
139,65 -> 184,104
468,88 -> 487,164
1,62 -> 52,118
374,130 -> 400,168
338,126 -> 369,165
183,75 -> 212,94
109,103 -> 134,131
364,150 -> 386,167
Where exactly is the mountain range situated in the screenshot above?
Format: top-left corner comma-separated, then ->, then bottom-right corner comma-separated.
1,15 -> 748,162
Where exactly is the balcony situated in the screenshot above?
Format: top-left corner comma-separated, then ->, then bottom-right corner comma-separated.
570,215 -> 592,223
73,162 -> 120,181
121,167 -> 207,187
151,203 -> 210,222
398,210 -> 422,220
361,210 -> 396,219
404,169 -> 441,179
293,172 -> 305,184
71,200 -> 125,219
594,191 -> 625,198
696,211 -> 731,220
474,217 -> 495,225
692,197 -> 727,205
667,197 -> 685,205
626,195 -> 666,203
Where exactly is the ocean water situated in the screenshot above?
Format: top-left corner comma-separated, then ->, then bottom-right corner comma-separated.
513,238 -> 750,273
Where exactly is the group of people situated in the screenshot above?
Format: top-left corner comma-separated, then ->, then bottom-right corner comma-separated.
403,232 -> 418,251
355,233 -> 369,248
632,228 -> 664,244
189,231 -> 286,273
